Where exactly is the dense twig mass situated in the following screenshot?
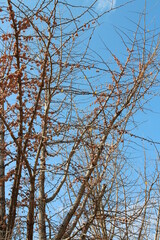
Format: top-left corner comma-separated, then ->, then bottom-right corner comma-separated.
0,0 -> 159,239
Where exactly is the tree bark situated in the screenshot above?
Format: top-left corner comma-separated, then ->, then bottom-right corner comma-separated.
27,177 -> 35,240
38,83 -> 48,240
38,147 -> 46,240
0,97 -> 5,240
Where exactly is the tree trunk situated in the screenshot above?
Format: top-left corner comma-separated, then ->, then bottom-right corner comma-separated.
27,177 -> 35,240
38,84 -> 48,240
38,147 -> 46,240
0,95 -> 5,240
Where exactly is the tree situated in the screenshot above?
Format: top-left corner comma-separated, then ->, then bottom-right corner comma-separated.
0,0 -> 159,239
0,89 -> 5,239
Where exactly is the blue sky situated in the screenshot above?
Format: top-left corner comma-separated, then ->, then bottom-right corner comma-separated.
88,0 -> 160,175
93,1 -> 160,137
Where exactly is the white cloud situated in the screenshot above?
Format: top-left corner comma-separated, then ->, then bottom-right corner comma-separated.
97,0 -> 116,10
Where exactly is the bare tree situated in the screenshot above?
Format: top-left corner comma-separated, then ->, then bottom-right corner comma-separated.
0,0 -> 159,240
